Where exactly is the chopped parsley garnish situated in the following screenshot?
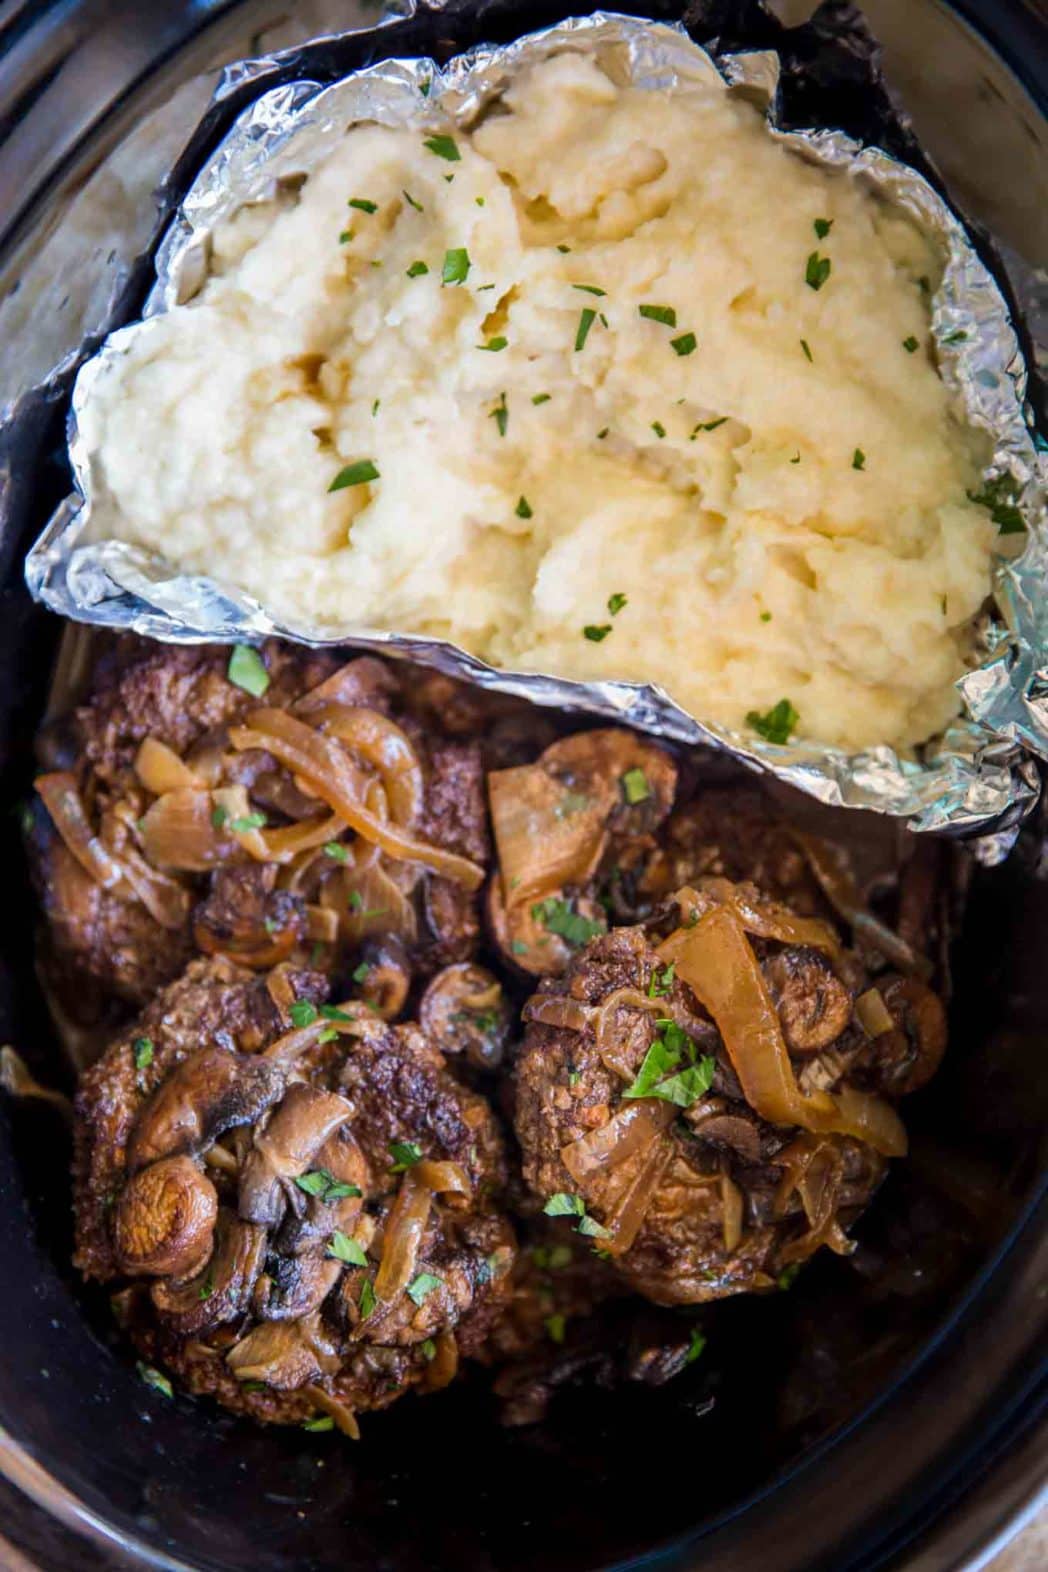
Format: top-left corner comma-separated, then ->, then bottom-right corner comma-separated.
352,962 -> 370,984
302,1416 -> 334,1432
327,1231 -> 368,1266
596,427 -> 609,440
746,697 -> 799,744
557,244 -> 572,254
515,496 -> 533,519
329,459 -> 379,491
295,1167 -> 361,1202
406,260 -> 429,277
532,392 -> 551,406
289,1000 -> 318,1028
133,1037 -> 153,1070
967,473 -> 1026,535
813,217 -> 833,239
198,1271 -> 214,1302
575,307 -> 597,352
789,452 -> 801,464
323,840 -> 348,863
407,1271 -> 443,1306
623,1018 -> 716,1108
760,610 -> 773,621
321,1005 -> 353,1023
475,196 -> 485,207
805,251 -> 832,291
621,767 -> 651,805
651,421 -> 666,439
943,329 -> 968,345
852,448 -> 866,471
903,335 -> 919,353
491,391 -> 508,437
545,1313 -> 566,1344
137,1363 -> 173,1399
424,134 -> 460,162
573,284 -> 606,297
778,1262 -> 802,1291
685,1326 -> 707,1364
671,332 -> 697,357
693,416 -> 727,435
647,963 -> 674,999
441,247 -> 470,285
402,189 -> 423,211
348,889 -> 387,918
583,623 -> 611,642
800,338 -> 813,363
479,336 -> 508,352
371,399 -> 380,417
511,940 -> 529,955
639,304 -> 677,327
544,1192 -> 585,1218
230,812 -> 266,833
227,644 -> 270,698
421,1338 -> 437,1361
348,197 -> 377,214
567,1070 -> 581,1089
317,1028 -> 338,1045
577,1215 -> 610,1239
531,898 -> 605,947
607,592 -> 627,616
338,230 -> 352,244
390,1139 -> 423,1173
359,1279 -> 377,1318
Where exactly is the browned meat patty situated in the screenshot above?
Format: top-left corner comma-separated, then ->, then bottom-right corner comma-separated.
514,882 -> 946,1307
75,957 -> 515,1431
31,636 -> 493,1033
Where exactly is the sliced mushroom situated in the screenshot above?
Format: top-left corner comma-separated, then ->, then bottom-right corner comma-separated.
418,963 -> 513,1069
127,1047 -> 286,1173
238,1083 -> 352,1225
193,865 -> 306,968
540,729 -> 677,839
688,1112 -> 764,1165
112,1156 -> 218,1279
253,1252 -> 344,1322
226,1310 -> 342,1390
276,1126 -> 369,1257
150,1209 -> 266,1336
353,933 -> 411,1020
763,946 -> 853,1054
869,976 -> 948,1096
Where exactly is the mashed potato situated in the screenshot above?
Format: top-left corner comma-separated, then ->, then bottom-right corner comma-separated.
81,47 -> 998,751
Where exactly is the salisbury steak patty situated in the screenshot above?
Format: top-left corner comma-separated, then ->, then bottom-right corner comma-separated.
514,881 -> 945,1306
75,956 -> 515,1431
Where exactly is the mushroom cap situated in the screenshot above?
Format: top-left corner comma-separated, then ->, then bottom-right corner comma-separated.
112,1156 -> 218,1279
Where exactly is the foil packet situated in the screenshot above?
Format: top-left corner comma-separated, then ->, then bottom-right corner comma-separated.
22,7 -> 1048,850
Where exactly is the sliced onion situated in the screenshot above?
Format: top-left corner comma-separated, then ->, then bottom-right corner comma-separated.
258,814 -> 346,865
312,704 -> 423,828
210,785 -> 271,862
561,1098 -> 676,1186
324,856 -> 418,946
230,711 -> 483,889
420,1330 -> 459,1392
134,737 -> 202,795
523,996 -> 596,1033
855,987 -> 894,1038
373,1172 -> 432,1303
262,1008 -> 369,1062
140,789 -> 231,872
594,988 -> 666,1080
721,1173 -> 744,1254
600,1136 -> 673,1256
414,1159 -> 471,1197
302,1383 -> 361,1440
294,657 -> 396,717
488,763 -> 607,908
36,772 -> 124,889
305,905 -> 339,944
110,840 -> 191,930
661,906 -> 907,1158
678,880 -> 841,963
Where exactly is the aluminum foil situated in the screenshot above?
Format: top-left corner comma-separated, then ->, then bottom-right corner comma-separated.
23,10 -> 1048,849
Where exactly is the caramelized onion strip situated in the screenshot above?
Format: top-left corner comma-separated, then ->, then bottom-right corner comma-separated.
373,1172 -> 432,1303
134,737 -> 203,794
229,711 -> 483,889
661,906 -> 907,1158
561,1099 -> 676,1186
35,773 -> 124,889
311,704 -> 423,828
488,763 -> 606,908
600,1136 -> 673,1257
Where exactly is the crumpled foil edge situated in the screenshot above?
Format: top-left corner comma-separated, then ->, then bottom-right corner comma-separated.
23,10 -> 1048,858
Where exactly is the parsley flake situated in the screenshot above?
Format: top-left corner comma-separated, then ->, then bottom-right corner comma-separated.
133,1037 -> 153,1070
813,217 -> 833,239
137,1363 -> 173,1399
583,623 -> 611,642
402,190 -> 423,212
229,812 -> 266,833
852,448 -> 866,471
671,332 -> 697,356
479,336 -> 508,352
621,767 -> 651,805
227,644 -> 270,698
532,392 -> 551,406
607,592 -> 627,616
968,474 -> 1026,535
778,1262 -> 802,1291
323,842 -> 348,863
421,1338 -> 437,1361
651,421 -> 666,439
639,304 -> 677,327
302,1416 -> 334,1432
424,134 -> 460,162
545,1313 -> 567,1344
491,391 -> 508,437
441,247 -> 470,285
352,962 -> 370,984
329,459 -> 379,491
406,260 -> 429,277
903,335 -> 919,353
685,1326 -> 707,1364
805,252 -> 832,291
359,1279 -> 377,1318
327,1231 -> 367,1267
348,198 -> 377,214
407,1271 -> 443,1306
746,698 -> 799,744
544,1192 -> 585,1218
289,1000 -> 318,1028
515,496 -> 533,519
623,1018 -> 716,1108
800,338 -> 813,363
390,1140 -> 423,1173
573,284 -> 606,297
532,898 -> 605,947
575,307 -> 597,352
